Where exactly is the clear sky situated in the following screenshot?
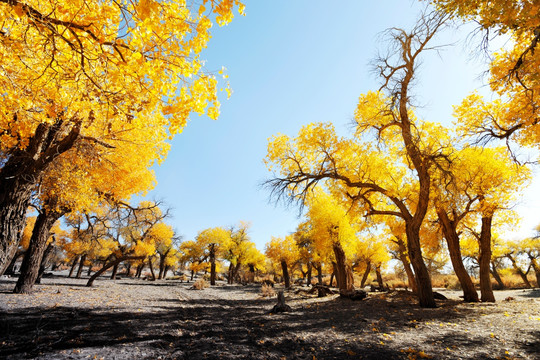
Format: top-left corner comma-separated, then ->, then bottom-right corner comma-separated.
143,0 -> 540,249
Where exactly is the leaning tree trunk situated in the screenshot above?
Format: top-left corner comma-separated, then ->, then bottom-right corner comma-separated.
14,206 -> 64,294
148,258 -> 156,281
395,237 -> 417,293
281,260 -> 290,288
4,250 -> 25,276
437,210 -> 479,302
332,242 -> 354,291
478,215 -> 495,302
0,120 -> 81,275
360,261 -> 371,288
36,240 -> 55,284
507,254 -> 532,288
68,256 -> 79,277
87,255 -> 144,287
76,254 -> 87,278
490,261 -> 506,289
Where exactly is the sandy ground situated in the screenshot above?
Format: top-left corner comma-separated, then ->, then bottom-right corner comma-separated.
0,274 -> 539,359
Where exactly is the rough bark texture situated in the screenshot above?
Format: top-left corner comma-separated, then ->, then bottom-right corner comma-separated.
332,242 -> 354,291
437,209 -> 479,302
529,257 -> 540,288
210,250 -> 217,286
36,240 -> 55,284
395,238 -> 417,293
76,254 -> 87,278
478,215 -> 495,302
281,260 -> 290,288
14,207 -> 64,294
0,120 -> 80,274
315,263 -> 323,285
406,224 -> 436,308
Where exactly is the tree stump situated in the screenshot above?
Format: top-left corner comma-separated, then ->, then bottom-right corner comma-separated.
269,291 -> 292,313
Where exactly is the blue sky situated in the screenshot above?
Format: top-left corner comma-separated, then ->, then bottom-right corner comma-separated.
144,0 -> 540,249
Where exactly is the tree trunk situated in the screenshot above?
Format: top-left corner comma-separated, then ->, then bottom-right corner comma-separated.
87,255 -> 144,286
405,223 -> 436,308
360,261 -> 371,288
68,256 -> 79,277
332,242 -> 354,291
437,209 -> 479,302
227,263 -> 234,284
210,250 -> 217,286
507,254 -> 532,288
36,240 -> 55,284
478,215 -> 495,302
111,263 -> 119,280
4,250 -> 24,276
281,260 -> 290,288
490,261 -> 505,289
395,237 -> 417,292
76,254 -> 87,278
14,207 -> 63,293
148,258 -> 156,281
375,264 -> 384,290
0,120 -> 81,275
315,263 -> 323,285
528,257 -> 540,288
306,262 -> 312,286
248,264 -> 255,283
125,263 -> 132,277
87,263 -> 93,276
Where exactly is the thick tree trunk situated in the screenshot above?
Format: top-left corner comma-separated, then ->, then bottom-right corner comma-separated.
14,207 -> 63,293
332,242 -> 354,291
437,210 -> 479,302
87,263 -> 93,276
507,254 -> 532,288
248,264 -> 255,283
306,262 -> 312,286
0,120 -> 81,275
405,224 -> 436,308
490,261 -> 505,289
281,260 -> 290,288
36,240 -> 55,284
125,263 -> 132,277
478,215 -> 495,302
395,237 -> 417,292
76,254 -> 87,278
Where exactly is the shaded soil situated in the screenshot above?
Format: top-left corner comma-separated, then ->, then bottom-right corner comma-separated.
0,274 -> 539,359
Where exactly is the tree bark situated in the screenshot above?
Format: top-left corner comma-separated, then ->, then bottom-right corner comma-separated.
490,261 -> 506,289
36,240 -> 55,284
437,209 -> 479,302
507,253 -> 532,288
395,237 -> 417,292
315,263 -> 323,285
478,215 -> 495,302
528,256 -> 540,288
332,242 -> 354,291
375,264 -> 384,290
281,260 -> 290,288
0,120 -> 81,274
306,262 -> 312,286
14,206 -> 64,293
148,258 -> 156,281
210,249 -> 217,286
68,256 -> 79,277
360,261 -> 371,288
405,223 -> 436,308
111,263 -> 119,280
76,254 -> 87,278
4,250 -> 24,276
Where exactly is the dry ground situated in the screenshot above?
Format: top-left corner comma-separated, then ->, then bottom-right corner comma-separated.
0,274 -> 539,360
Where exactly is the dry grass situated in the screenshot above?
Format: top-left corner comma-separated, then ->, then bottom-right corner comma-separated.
260,283 -> 275,298
193,279 -> 208,290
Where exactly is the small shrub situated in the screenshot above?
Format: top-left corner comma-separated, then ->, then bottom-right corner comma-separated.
193,279 -> 208,290
261,283 -> 276,298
